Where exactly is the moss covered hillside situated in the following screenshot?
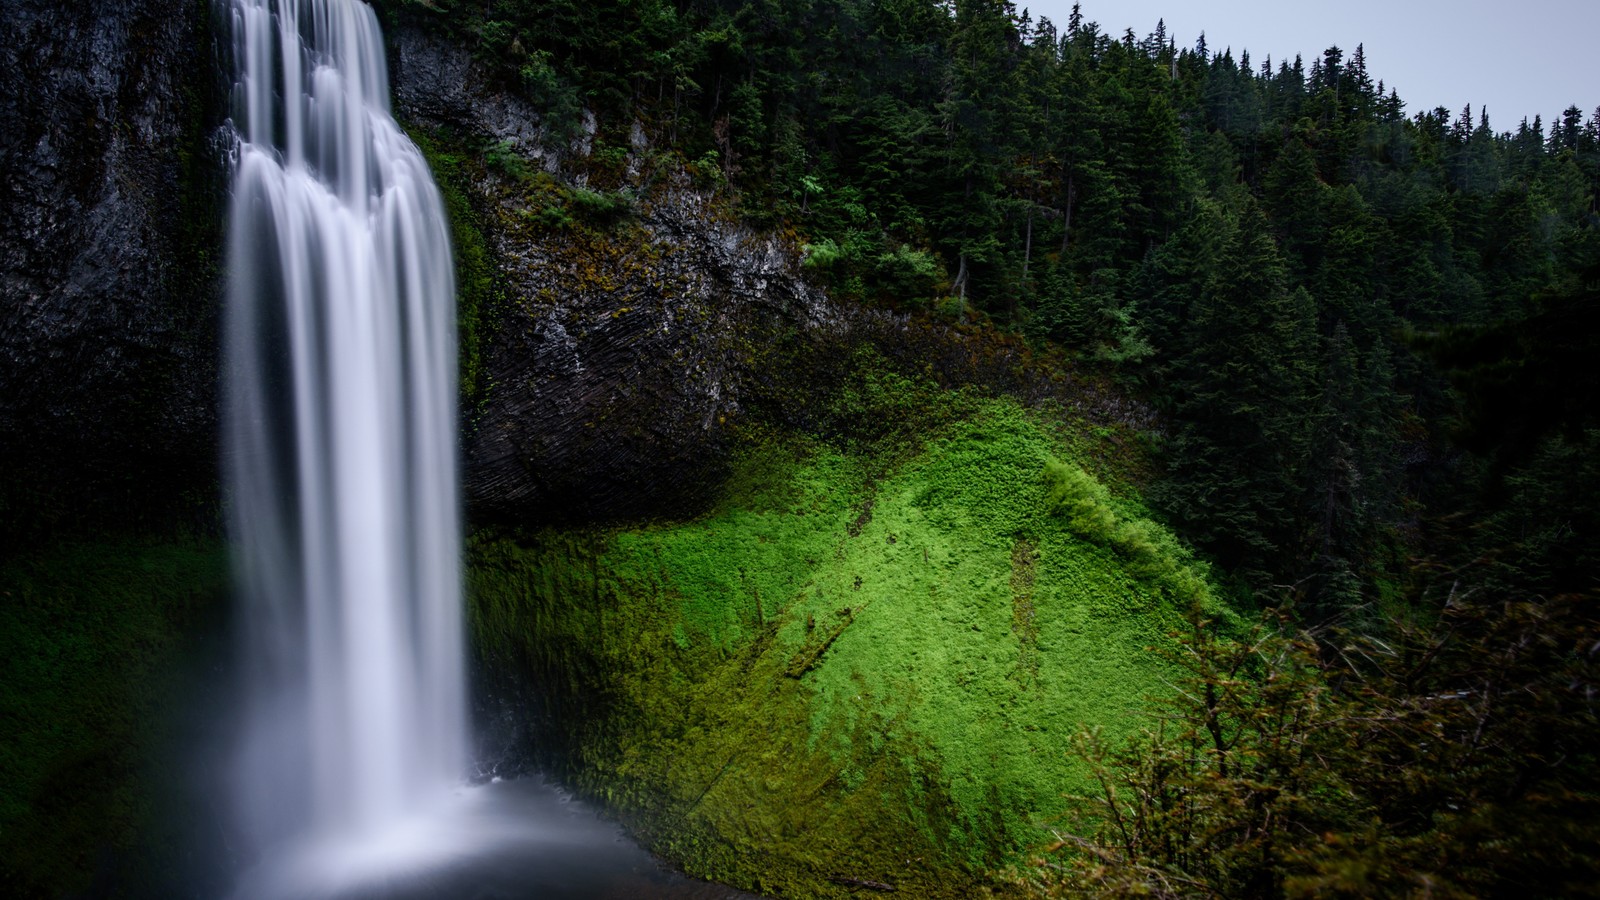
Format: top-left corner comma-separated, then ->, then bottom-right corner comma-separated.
467,361 -> 1227,897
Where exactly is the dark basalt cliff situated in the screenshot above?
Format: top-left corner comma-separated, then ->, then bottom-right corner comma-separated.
389,23 -> 843,522
0,0 -> 1144,535
387,19 -> 1146,525
0,0 -> 224,540
457,194 -> 836,521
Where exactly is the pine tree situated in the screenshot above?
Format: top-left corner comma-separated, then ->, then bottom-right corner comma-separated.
1314,184 -> 1391,347
1263,128 -> 1328,281
1135,198 -> 1229,363
1157,202 -> 1318,581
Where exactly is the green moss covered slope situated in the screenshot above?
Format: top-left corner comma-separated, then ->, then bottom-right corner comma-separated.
469,390 -> 1224,897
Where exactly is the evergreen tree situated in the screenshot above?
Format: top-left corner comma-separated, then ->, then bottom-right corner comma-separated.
1263,128 -> 1328,281
1158,203 -> 1317,581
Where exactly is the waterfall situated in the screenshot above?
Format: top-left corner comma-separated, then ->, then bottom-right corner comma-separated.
222,0 -> 466,873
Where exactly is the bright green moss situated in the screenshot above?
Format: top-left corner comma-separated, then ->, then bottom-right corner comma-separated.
468,399 -> 1221,896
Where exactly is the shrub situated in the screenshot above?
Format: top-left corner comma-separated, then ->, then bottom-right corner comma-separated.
1027,594 -> 1600,899
1044,457 -> 1209,604
1044,457 -> 1119,544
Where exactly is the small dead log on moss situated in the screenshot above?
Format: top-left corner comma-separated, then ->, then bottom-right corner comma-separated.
785,617 -> 849,677
686,753 -> 738,814
829,874 -> 896,892
784,603 -> 868,678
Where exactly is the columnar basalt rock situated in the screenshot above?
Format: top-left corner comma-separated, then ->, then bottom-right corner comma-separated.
458,196 -> 839,522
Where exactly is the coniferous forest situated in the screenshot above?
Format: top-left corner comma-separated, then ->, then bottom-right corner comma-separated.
415,0 -> 1600,608
393,6 -> 1600,889
2,0 -> 1597,897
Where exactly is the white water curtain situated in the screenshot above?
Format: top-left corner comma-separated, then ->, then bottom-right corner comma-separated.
223,0 -> 465,850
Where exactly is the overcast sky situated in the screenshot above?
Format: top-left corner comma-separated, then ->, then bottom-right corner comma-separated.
1022,1 -> 1598,130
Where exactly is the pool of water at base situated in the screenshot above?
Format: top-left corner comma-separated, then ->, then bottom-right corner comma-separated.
227,775 -> 766,900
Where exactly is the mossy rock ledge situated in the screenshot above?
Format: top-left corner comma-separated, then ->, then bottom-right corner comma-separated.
466,401 -> 1222,898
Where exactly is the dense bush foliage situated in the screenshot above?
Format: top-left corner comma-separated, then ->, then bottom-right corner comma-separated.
1029,591 -> 1599,898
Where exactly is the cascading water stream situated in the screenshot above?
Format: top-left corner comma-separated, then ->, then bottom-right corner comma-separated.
222,0 -> 466,885
215,4 -> 765,896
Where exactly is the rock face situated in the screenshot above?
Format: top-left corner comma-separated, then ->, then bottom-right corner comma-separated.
389,22 -> 840,522
0,0 -> 223,535
0,0 -> 1147,533
387,19 -> 1146,525
388,23 -> 552,161
459,197 -> 838,521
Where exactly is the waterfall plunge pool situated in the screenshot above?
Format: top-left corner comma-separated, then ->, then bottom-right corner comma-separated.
227,774 -> 762,900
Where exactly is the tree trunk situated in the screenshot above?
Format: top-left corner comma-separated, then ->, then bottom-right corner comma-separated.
1022,207 -> 1034,283
1059,176 -> 1077,254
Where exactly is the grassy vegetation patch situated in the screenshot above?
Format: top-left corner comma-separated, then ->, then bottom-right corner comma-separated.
468,398 -> 1220,895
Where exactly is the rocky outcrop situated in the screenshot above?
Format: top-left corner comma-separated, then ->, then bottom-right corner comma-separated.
0,0 -> 224,537
460,196 -> 839,521
389,21 -> 836,521
388,22 -> 553,161
385,14 -> 1149,524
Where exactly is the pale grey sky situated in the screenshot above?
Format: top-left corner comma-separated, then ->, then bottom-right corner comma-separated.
1023,1 -> 1599,130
